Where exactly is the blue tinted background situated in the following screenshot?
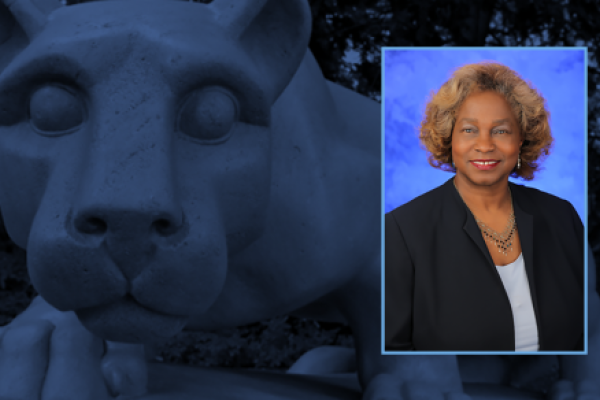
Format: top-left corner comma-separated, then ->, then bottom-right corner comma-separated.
384,48 -> 586,223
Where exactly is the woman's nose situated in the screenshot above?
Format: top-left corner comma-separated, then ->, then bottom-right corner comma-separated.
475,131 -> 495,152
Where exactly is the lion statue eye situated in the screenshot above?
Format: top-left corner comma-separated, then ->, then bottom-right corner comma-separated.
29,85 -> 84,135
178,88 -> 238,143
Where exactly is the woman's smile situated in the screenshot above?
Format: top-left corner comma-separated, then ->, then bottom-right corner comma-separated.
471,160 -> 501,170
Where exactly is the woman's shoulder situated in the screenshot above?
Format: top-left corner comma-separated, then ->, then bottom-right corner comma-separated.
509,182 -> 582,232
509,182 -> 575,212
386,180 -> 448,223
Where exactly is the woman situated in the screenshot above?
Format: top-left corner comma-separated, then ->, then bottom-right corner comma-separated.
385,61 -> 584,351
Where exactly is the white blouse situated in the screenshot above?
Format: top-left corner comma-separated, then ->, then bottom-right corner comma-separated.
495,252 -> 539,352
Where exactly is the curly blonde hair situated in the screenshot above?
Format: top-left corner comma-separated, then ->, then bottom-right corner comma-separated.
418,61 -> 553,180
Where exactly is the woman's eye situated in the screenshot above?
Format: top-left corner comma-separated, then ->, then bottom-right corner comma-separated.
463,128 -> 474,133
29,85 -> 84,134
494,130 -> 507,134
179,88 -> 238,143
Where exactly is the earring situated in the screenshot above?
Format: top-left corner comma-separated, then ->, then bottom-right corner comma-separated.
517,154 -> 521,169
452,161 -> 455,168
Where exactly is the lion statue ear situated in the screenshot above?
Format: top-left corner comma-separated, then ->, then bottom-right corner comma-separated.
209,0 -> 312,103
0,0 -> 62,73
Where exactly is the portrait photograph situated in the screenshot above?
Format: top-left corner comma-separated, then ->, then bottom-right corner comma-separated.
383,48 -> 587,354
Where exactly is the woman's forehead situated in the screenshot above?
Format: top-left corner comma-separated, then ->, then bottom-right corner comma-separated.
456,92 -> 517,123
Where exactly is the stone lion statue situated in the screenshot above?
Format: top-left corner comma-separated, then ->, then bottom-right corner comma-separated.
0,0 -> 597,399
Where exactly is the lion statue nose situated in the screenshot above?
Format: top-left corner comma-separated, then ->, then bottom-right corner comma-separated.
71,205 -> 187,282
74,207 -> 183,237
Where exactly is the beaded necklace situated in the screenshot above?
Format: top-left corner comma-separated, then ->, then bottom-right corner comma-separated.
453,179 -> 517,256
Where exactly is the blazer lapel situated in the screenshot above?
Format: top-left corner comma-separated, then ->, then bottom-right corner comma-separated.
509,182 -> 542,349
463,214 -> 495,268
447,178 -> 500,275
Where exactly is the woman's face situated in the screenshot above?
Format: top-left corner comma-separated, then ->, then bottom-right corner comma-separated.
451,91 -> 523,187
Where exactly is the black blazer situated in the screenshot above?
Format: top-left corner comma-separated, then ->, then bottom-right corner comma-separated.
385,177 -> 584,351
